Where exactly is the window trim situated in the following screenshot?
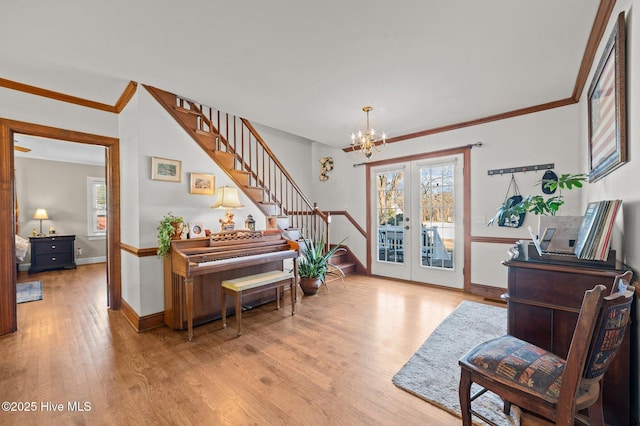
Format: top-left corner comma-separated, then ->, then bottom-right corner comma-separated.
87,176 -> 106,238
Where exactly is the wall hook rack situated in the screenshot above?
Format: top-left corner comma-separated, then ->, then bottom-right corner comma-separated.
487,163 -> 554,176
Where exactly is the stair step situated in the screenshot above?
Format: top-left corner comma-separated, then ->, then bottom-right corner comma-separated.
195,129 -> 219,138
329,262 -> 355,275
326,262 -> 355,284
174,105 -> 200,115
244,186 -> 266,201
212,151 -> 236,169
230,170 -> 251,186
259,202 -> 279,216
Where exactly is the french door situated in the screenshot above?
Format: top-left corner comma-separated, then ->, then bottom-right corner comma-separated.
370,154 -> 464,288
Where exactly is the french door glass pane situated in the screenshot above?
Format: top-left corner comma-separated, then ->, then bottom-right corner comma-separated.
376,170 -> 404,264
419,163 -> 454,269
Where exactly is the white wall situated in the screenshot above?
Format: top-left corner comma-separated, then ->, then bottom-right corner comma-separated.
311,104 -> 582,289
578,1 -> 639,270
0,87 -> 118,138
576,1 -> 639,418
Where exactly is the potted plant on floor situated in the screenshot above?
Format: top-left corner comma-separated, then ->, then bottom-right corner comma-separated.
157,212 -> 185,257
297,235 -> 346,296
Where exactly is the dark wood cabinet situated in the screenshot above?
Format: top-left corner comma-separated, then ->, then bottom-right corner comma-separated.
29,235 -> 77,274
503,259 -> 633,425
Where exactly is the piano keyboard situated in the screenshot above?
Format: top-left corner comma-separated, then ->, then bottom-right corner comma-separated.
195,249 -> 297,267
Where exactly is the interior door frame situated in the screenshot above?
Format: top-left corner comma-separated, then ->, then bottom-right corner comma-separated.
0,118 -> 121,336
365,145 -> 472,290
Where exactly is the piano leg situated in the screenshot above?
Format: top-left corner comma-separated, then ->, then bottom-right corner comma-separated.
185,278 -> 194,341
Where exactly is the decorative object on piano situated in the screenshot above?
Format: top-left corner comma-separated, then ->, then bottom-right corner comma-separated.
297,234 -> 346,296
157,212 -> 185,256
319,157 -> 333,181
488,173 -> 587,226
188,222 -> 206,238
588,12 -> 627,183
189,173 -> 215,195
151,157 -> 182,182
245,215 -> 256,231
33,208 -> 49,236
212,186 -> 244,231
266,216 -> 277,230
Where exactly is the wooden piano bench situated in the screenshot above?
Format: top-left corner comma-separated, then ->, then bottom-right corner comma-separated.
221,270 -> 295,337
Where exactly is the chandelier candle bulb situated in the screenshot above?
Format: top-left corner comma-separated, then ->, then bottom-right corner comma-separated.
350,106 -> 386,159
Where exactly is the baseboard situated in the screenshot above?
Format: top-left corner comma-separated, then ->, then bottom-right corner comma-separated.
76,256 -> 106,265
18,256 -> 106,271
120,299 -> 165,332
469,282 -> 506,301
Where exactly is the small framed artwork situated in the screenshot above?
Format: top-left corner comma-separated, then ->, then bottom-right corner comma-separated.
188,222 -> 206,238
587,12 -> 627,183
190,173 -> 215,195
151,157 -> 182,182
266,216 -> 278,230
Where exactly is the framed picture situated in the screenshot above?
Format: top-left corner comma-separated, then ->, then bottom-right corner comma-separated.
189,173 -> 215,195
188,222 -> 206,238
151,157 -> 182,182
587,12 -> 626,183
266,216 -> 278,230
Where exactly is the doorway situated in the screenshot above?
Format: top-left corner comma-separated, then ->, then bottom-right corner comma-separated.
14,134 -> 108,300
370,153 -> 464,289
0,118 -> 121,336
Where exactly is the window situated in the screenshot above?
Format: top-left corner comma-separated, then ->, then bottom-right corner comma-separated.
419,162 -> 455,269
87,177 -> 106,239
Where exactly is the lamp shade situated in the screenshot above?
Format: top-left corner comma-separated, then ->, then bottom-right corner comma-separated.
33,208 -> 49,220
211,186 -> 244,209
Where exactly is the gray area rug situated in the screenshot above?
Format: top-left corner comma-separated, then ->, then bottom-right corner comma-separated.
17,281 -> 43,304
392,300 -> 520,425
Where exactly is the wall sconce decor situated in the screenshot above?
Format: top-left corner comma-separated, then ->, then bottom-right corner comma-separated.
319,157 -> 333,181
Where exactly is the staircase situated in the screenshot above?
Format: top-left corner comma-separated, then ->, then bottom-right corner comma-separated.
145,85 -> 328,240
327,249 -> 357,282
145,85 -> 360,277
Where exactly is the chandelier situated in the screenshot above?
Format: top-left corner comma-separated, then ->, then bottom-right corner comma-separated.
350,106 -> 386,159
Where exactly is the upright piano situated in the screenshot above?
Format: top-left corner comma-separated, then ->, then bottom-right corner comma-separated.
164,230 -> 298,337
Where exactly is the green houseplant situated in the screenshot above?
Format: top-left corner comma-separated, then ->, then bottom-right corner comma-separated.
297,235 -> 346,295
157,212 -> 185,257
488,173 -> 587,226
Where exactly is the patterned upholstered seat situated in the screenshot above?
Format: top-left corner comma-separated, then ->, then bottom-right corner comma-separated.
459,282 -> 634,426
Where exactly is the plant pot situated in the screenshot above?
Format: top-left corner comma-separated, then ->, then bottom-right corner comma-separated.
171,222 -> 183,240
299,277 -> 322,296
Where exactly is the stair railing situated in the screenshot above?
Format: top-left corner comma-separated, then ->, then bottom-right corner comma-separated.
173,95 -> 329,244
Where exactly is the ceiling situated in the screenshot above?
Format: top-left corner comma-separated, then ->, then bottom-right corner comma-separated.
14,134 -> 105,166
1,1 -> 601,150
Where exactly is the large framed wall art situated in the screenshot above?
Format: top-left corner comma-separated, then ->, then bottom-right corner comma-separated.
587,12 -> 627,183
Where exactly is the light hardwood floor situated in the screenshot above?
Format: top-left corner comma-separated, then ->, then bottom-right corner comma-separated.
2,264 -> 545,425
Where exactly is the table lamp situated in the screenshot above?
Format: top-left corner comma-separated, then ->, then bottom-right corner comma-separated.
33,208 -> 49,236
212,186 -> 244,230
